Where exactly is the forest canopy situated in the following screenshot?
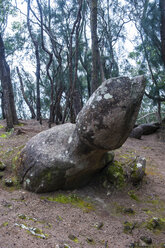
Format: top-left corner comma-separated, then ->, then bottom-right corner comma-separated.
0,0 -> 165,129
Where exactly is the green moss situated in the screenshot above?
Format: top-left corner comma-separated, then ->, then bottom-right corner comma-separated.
106,160 -> 125,188
128,190 -> 140,202
56,215 -> 63,221
41,194 -> 94,212
0,171 -> 4,179
142,209 -> 153,215
123,221 -> 137,234
0,161 -> 6,171
18,214 -> 27,220
12,152 -> 21,170
1,222 -> 9,227
146,217 -> 165,232
3,176 -> 21,191
0,133 -> 8,138
0,129 -> 14,139
0,125 -> 4,129
68,234 -> 79,243
17,123 -> 24,127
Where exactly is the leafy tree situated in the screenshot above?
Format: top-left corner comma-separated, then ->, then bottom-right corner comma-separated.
0,0 -> 18,129
125,0 -> 165,123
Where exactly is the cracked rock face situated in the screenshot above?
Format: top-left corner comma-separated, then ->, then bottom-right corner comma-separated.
16,76 -> 145,193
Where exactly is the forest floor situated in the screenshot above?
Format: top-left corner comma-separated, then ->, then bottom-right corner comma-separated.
0,119 -> 165,248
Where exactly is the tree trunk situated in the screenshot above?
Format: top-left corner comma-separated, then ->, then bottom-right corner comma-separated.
27,0 -> 41,121
0,91 -> 5,119
16,67 -> 36,119
88,0 -> 100,93
160,0 -> 165,67
0,33 -> 18,130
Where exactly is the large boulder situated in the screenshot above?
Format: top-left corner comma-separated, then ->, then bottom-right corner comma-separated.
130,123 -> 160,139
16,76 -> 145,192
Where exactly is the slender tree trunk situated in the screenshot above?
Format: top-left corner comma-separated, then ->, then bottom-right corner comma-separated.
160,0 -> 165,68
27,0 -> 41,121
36,0 -> 54,127
0,33 -> 18,130
88,0 -> 100,93
16,67 -> 36,119
0,91 -> 5,119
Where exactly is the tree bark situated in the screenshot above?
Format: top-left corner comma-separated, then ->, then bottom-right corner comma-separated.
88,0 -> 101,93
0,90 -> 5,119
0,33 -> 18,130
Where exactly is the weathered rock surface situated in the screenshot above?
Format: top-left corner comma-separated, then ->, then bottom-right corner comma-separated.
130,123 -> 159,139
16,76 -> 145,192
129,126 -> 143,139
129,156 -> 146,185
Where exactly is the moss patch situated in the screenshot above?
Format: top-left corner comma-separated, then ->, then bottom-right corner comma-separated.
128,190 -> 140,202
146,217 -> 165,232
41,194 -> 94,212
106,160 -> 125,188
1,222 -> 9,227
123,221 -> 137,234
0,129 -> 14,139
68,234 -> 79,243
3,176 -> 21,191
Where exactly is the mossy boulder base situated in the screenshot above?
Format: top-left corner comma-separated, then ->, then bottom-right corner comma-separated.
17,76 -> 145,192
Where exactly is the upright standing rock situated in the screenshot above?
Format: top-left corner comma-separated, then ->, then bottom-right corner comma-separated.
16,76 -> 145,193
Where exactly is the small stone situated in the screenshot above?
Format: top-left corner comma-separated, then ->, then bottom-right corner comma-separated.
95,221 -> 104,230
18,214 -> 26,220
130,157 -> 146,185
150,217 -> 161,229
68,234 -> 77,241
63,244 -> 71,248
20,195 -> 25,201
123,221 -> 136,234
0,161 -> 6,171
5,178 -> 14,187
86,237 -> 94,244
140,236 -> 152,244
129,243 -> 135,248
123,208 -> 135,214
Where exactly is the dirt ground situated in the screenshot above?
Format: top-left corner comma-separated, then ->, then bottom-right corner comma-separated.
0,119 -> 165,248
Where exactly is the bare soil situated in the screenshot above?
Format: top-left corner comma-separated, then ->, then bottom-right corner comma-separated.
0,119 -> 165,248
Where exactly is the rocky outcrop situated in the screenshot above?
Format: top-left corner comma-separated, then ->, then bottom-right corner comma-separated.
16,76 -> 145,192
130,123 -> 160,139
129,126 -> 143,139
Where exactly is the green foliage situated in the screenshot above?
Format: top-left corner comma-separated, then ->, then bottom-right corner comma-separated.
125,0 -> 165,123
0,0 -> 17,32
